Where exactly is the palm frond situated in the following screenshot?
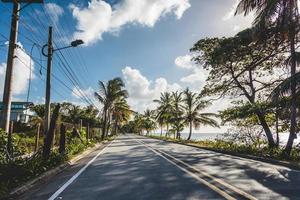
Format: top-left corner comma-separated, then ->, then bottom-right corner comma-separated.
270,71 -> 300,101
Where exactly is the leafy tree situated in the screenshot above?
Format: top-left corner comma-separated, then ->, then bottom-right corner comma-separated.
142,109 -> 157,135
111,98 -> 132,134
191,31 -> 285,147
182,88 -> 219,140
235,0 -> 300,155
170,91 -> 185,139
154,92 -> 173,136
94,77 -> 129,139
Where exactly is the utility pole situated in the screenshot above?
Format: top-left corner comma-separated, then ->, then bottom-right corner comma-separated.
1,2 -> 20,133
41,27 -> 83,135
44,26 -> 53,135
1,0 -> 44,133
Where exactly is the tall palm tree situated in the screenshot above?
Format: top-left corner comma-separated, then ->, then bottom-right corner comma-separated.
111,97 -> 132,134
183,88 -> 219,140
142,109 -> 157,135
154,92 -> 173,137
170,91 -> 185,139
235,0 -> 299,153
95,77 -> 128,139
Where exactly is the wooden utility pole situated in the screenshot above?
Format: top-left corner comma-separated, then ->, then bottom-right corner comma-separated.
1,2 -> 20,133
7,121 -> 14,158
44,26 -> 53,135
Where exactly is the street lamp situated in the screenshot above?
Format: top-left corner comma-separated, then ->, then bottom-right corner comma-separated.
42,28 -> 84,134
42,39 -> 84,56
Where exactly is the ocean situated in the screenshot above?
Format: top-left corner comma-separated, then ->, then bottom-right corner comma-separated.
150,132 -> 300,146
150,132 -> 221,141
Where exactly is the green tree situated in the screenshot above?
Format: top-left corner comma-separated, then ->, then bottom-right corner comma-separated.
170,91 -> 185,139
94,77 -> 128,139
235,0 -> 300,155
111,98 -> 132,134
191,31 -> 285,147
154,92 -> 173,137
142,109 -> 157,135
182,88 -> 219,140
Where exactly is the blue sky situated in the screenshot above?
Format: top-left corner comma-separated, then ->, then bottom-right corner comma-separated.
0,0 -> 253,132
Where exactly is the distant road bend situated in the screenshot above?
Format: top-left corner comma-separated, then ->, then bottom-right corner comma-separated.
20,134 -> 300,200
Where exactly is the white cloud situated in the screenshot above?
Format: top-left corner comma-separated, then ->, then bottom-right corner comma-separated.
45,3 -> 64,24
175,54 -> 208,87
0,43 -> 35,97
122,66 -> 181,112
222,0 -> 239,21
221,0 -> 254,35
70,0 -> 191,45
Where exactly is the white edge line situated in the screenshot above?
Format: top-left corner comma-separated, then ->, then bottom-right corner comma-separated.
48,140 -> 115,200
133,138 -> 236,200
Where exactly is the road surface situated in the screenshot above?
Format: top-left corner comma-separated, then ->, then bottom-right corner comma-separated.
19,134 -> 300,200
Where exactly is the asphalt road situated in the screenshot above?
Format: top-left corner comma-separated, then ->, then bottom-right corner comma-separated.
19,134 -> 300,200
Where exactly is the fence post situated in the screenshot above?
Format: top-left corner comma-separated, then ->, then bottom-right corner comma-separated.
43,104 -> 60,159
34,123 -> 40,152
86,123 -> 90,142
59,123 -> 66,154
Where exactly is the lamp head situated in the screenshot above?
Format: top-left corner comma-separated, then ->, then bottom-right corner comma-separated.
71,39 -> 84,47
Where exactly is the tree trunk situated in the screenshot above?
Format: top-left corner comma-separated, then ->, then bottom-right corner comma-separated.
187,121 -> 192,140
101,109 -> 107,140
160,125 -> 163,137
165,123 -> 169,137
59,123 -> 66,154
106,113 -> 111,137
255,110 -> 275,147
275,108 -> 279,147
285,32 -> 297,155
43,104 -> 60,159
34,123 -> 40,152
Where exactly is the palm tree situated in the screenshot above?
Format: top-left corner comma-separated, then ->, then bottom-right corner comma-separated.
235,0 -> 299,154
95,77 -> 128,139
142,109 -> 157,135
183,88 -> 219,140
111,98 -> 132,135
154,92 -> 173,137
170,91 -> 185,139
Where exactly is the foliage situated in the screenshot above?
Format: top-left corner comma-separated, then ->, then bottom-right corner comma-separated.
95,77 -> 131,138
182,88 -> 219,140
234,0 -> 300,157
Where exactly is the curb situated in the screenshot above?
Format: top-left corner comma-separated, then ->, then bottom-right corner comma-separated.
7,141 -> 110,199
146,136 -> 300,171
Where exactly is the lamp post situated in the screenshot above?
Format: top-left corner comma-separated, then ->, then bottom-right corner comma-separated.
42,26 -> 83,134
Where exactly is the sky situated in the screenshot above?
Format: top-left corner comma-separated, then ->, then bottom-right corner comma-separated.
0,0 -> 254,133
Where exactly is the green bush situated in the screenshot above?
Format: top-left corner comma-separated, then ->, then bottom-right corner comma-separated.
0,150 -> 67,198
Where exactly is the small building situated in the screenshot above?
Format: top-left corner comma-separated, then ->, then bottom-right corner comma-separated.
0,102 -> 35,123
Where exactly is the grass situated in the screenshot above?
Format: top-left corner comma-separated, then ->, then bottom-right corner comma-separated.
148,135 -> 300,164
